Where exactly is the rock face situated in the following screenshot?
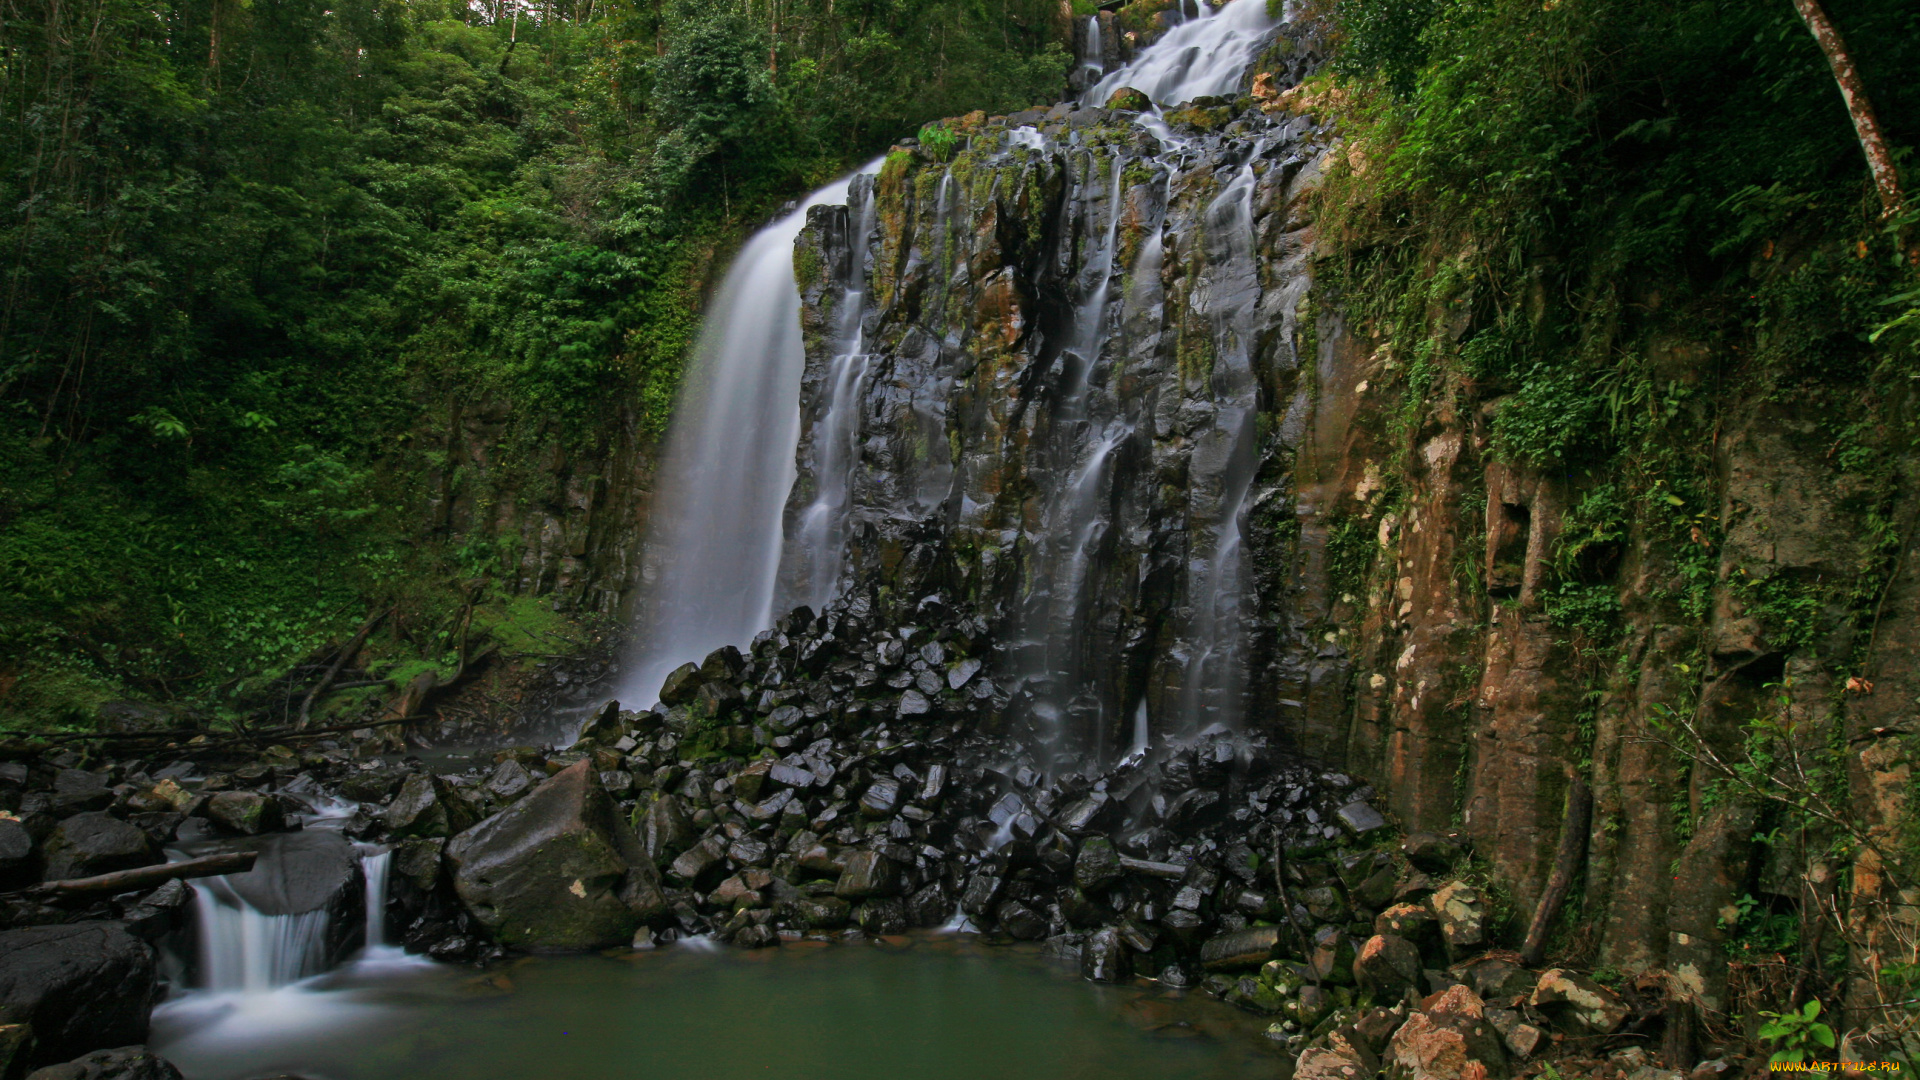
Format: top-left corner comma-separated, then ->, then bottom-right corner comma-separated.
447,760 -> 666,950
0,923 -> 157,1070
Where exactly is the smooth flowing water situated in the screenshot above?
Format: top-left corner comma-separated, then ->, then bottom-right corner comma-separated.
1081,0 -> 1278,107
621,160 -> 884,710
152,939 -> 1282,1080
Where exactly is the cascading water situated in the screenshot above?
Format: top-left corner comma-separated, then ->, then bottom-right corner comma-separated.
1081,0 -> 1278,107
359,848 -> 391,949
786,174 -> 882,612
1175,147 -> 1267,735
775,0 -> 1319,765
193,879 -> 333,992
621,159 -> 885,708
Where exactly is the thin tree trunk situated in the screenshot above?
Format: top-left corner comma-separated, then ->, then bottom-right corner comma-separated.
1790,0 -> 1903,218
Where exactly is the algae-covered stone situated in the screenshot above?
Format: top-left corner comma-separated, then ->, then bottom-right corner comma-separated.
1073,836 -> 1122,892
1200,925 -> 1282,970
1105,86 -> 1151,112
447,760 -> 666,950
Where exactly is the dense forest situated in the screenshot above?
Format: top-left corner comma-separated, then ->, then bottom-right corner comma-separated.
0,0 -> 1070,724
0,0 -> 1914,736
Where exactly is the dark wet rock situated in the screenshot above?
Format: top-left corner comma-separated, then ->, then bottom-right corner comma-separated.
392,838 -> 446,893
960,870 -> 1003,915
1073,836 -> 1122,892
385,774 -> 477,840
1117,855 -> 1186,880
203,791 -> 284,836
905,883 -> 948,927
1400,832 -> 1468,874
447,760 -> 667,950
726,835 -> 770,868
636,795 -> 697,865
855,898 -> 907,935
1458,957 -> 1538,1004
834,850 -> 901,900
224,831 -> 361,918
1308,926 -> 1358,985
896,690 -> 930,717
857,779 -> 899,818
1199,925 -> 1281,970
23,1046 -> 184,1080
40,813 -> 156,882
1353,933 -> 1423,998
796,896 -> 851,929
669,837 -> 729,890
0,817 -> 35,886
0,923 -> 158,1070
995,899 -> 1049,940
50,772 -> 112,815
484,760 -> 535,802
658,663 -> 702,706
1081,927 -> 1129,982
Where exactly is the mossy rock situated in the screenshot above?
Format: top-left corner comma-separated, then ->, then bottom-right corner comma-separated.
1105,86 -> 1152,112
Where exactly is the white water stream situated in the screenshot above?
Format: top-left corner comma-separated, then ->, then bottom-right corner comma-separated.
1082,0 -> 1279,108
621,159 -> 885,708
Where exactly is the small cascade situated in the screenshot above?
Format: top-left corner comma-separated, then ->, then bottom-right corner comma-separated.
1080,0 -> 1278,107
359,848 -> 391,949
621,158 -> 886,707
193,878 -> 333,992
1071,15 -> 1105,97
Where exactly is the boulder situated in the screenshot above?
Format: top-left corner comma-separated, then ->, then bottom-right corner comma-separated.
483,760 -> 534,803
1529,968 -> 1630,1034
636,796 -> 697,865
1105,86 -> 1152,112
1296,1043 -> 1376,1080
446,760 -> 667,950
1073,836 -> 1122,893
1387,984 -> 1509,1080
1401,832 -> 1467,874
1336,800 -> 1388,836
50,772 -> 112,815
658,663 -> 702,706
40,813 -> 156,882
834,850 -> 901,900
857,779 -> 899,818
203,791 -> 284,836
226,831 -> 362,917
384,774 -> 477,840
995,900 -> 1049,940
1428,881 -> 1486,950
24,1046 -> 183,1080
391,837 -> 445,894
1354,933 -> 1424,998
1082,927 -> 1129,982
0,923 -> 157,1070
0,817 -> 35,887
797,896 -> 851,929
1308,926 -> 1358,985
1200,925 -> 1282,970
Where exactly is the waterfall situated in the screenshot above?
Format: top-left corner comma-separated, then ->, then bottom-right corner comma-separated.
360,848 -> 391,949
788,173 -> 882,611
1079,16 -> 1104,81
1176,149 -> 1266,734
193,879 -> 332,992
1081,0 -> 1278,107
622,159 -> 885,708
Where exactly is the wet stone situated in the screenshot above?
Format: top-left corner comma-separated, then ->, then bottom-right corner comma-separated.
896,690 -> 931,717
858,779 -> 899,818
1336,800 -> 1388,836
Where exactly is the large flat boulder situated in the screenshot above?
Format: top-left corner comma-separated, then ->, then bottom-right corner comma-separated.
446,760 -> 666,951
40,814 -> 156,882
0,923 -> 158,1070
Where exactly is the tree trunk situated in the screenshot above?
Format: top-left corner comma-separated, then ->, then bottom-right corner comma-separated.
1790,0 -> 1903,218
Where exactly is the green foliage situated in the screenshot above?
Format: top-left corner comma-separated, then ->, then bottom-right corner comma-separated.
0,0 -> 1074,725
1757,999 -> 1837,1065
918,122 -> 960,162
1324,515 -> 1377,601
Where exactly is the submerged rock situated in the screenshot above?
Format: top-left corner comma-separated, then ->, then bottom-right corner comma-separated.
23,1046 -> 184,1080
447,760 -> 666,950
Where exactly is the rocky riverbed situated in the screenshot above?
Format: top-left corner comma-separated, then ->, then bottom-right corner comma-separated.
0,586 -> 1751,1080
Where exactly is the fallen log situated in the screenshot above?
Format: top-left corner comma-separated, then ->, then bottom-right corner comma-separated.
19,851 -> 259,900
1520,777 -> 1592,967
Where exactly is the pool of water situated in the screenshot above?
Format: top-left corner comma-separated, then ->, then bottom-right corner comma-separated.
151,936 -> 1284,1080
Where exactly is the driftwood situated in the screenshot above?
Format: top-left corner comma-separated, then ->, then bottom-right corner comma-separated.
1520,777 -> 1593,967
18,851 -> 258,900
298,609 -> 387,729
1270,838 -> 1314,978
